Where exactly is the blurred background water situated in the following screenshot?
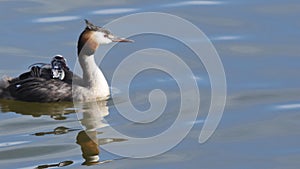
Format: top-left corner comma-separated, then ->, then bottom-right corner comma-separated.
0,0 -> 300,168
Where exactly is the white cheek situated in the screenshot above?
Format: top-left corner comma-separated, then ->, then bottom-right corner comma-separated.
95,32 -> 112,44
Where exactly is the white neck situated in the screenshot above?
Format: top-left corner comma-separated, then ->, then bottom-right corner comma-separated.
79,54 -> 110,98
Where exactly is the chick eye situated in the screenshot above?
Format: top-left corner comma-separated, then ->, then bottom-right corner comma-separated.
104,34 -> 108,38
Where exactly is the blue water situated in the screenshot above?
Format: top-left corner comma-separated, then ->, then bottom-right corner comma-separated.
1,1 -> 300,169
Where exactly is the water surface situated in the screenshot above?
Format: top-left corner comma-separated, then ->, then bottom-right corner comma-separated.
0,0 -> 300,169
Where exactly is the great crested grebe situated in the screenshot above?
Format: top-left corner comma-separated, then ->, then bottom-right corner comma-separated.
0,19 -> 132,102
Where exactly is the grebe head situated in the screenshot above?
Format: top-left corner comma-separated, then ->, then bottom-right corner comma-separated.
51,55 -> 67,68
77,19 -> 133,56
51,55 -> 68,80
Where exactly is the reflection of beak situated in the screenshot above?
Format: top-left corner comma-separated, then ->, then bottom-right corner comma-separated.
111,37 -> 134,42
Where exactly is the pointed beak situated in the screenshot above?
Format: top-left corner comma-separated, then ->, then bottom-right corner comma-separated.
111,37 -> 134,43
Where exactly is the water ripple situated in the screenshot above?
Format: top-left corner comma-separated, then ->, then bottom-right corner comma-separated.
163,1 -> 224,7
33,16 -> 80,23
211,35 -> 241,41
91,8 -> 139,15
276,103 -> 300,110
0,141 -> 30,148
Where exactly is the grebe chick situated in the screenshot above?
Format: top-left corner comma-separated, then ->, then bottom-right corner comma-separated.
17,55 -> 70,81
0,19 -> 133,102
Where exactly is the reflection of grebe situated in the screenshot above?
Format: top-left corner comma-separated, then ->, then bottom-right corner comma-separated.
0,20 -> 132,102
76,130 -> 101,165
76,130 -> 127,166
76,101 -> 127,166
